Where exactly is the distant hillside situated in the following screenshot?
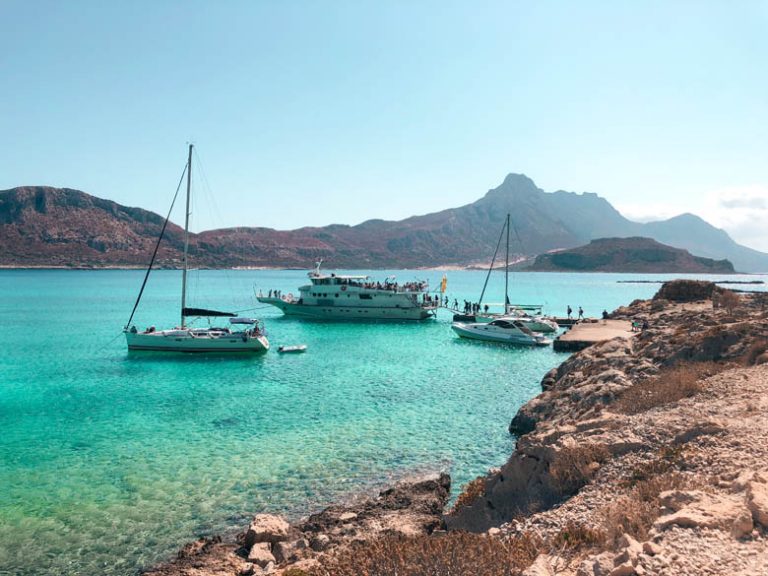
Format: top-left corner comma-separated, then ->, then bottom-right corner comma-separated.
527,237 -> 735,273
2,176 -> 767,271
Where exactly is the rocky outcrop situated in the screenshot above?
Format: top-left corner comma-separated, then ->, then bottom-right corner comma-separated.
447,282 -> 768,531
143,474 -> 450,576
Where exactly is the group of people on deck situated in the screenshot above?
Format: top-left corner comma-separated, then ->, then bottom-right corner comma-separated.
421,294 -> 449,307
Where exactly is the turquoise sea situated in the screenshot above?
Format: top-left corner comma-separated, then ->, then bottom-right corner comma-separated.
1,269 -> 765,575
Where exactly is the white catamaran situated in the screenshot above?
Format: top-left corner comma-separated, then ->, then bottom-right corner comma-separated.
124,145 -> 269,353
257,261 -> 438,321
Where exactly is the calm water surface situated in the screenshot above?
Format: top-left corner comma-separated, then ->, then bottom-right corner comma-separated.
0,269 -> 764,575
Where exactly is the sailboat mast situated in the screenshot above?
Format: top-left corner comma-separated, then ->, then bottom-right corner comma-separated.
504,213 -> 510,314
181,144 -> 193,328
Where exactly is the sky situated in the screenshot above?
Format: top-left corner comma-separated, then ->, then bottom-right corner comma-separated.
2,0 -> 767,250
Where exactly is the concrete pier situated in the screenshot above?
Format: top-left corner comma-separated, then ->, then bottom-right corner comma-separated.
553,320 -> 635,352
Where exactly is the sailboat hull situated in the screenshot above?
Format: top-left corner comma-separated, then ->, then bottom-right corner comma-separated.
125,330 -> 269,353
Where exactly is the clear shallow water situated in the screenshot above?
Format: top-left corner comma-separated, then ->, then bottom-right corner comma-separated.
0,269 -> 765,575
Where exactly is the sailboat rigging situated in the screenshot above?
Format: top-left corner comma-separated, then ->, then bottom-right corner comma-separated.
123,144 -> 269,353
452,213 -> 558,334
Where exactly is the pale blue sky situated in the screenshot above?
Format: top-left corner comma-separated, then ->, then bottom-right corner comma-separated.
2,1 -> 767,249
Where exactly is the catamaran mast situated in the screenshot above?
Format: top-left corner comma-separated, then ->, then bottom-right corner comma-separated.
181,144 -> 193,328
504,213 -> 510,314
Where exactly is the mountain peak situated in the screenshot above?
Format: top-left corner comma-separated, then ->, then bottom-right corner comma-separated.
481,173 -> 540,203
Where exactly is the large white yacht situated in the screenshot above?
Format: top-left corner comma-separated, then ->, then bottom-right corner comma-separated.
257,263 -> 438,321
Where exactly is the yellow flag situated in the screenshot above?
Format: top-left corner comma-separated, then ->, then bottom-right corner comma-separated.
440,274 -> 447,293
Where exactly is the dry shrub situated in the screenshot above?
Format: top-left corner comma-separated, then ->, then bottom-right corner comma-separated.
549,444 -> 610,497
716,289 -> 741,313
743,339 -> 768,365
614,362 -> 722,415
549,521 -> 606,553
655,280 -> 717,303
621,445 -> 687,488
311,532 -> 542,576
602,471 -> 697,546
451,476 -> 486,512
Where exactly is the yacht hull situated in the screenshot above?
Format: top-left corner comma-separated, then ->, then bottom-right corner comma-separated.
451,323 -> 551,346
258,297 -> 434,321
125,330 -> 269,353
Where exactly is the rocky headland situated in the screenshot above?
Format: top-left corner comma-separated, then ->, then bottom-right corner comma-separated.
145,280 -> 768,576
527,237 -> 735,274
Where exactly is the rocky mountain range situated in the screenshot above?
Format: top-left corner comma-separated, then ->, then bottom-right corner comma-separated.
527,237 -> 735,273
2,175 -> 767,271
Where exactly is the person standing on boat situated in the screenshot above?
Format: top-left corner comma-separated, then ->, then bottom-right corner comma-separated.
567,305 -> 572,319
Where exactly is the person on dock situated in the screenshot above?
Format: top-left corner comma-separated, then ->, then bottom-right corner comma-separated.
578,306 -> 584,320
567,305 -> 572,319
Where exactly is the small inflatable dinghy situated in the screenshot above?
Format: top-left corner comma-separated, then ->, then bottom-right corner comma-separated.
278,344 -> 307,354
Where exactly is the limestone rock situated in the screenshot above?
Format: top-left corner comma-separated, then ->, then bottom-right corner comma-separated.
609,561 -> 636,576
244,514 -> 291,547
247,542 -> 275,568
522,554 -> 554,576
673,419 -> 726,444
273,539 -> 308,564
654,490 -> 751,532
641,541 -> 660,556
338,512 -> 358,522
731,508 -> 754,539
310,534 -> 330,552
746,479 -> 768,527
614,533 -> 642,566
577,552 -> 615,576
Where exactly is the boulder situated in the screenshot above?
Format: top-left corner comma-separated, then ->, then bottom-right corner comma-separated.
310,534 -> 331,552
731,509 -> 754,539
641,541 -> 660,556
576,552 -> 615,576
614,534 -> 642,566
746,479 -> 768,527
244,514 -> 291,547
609,562 -> 636,576
247,542 -> 275,568
272,539 -> 308,564
522,554 -> 555,576
655,490 -> 752,533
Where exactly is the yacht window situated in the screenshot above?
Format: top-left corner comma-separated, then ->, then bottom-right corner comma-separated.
359,294 -> 372,300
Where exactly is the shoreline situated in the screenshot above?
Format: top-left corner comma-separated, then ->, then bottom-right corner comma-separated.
1,264 -> 766,275
145,279 -> 768,575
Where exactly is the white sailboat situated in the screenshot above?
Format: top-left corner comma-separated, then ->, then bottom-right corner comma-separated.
453,213 -> 558,333
123,145 -> 269,353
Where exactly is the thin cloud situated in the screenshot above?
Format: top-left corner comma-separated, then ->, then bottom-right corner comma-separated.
720,197 -> 767,210
615,185 -> 768,252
